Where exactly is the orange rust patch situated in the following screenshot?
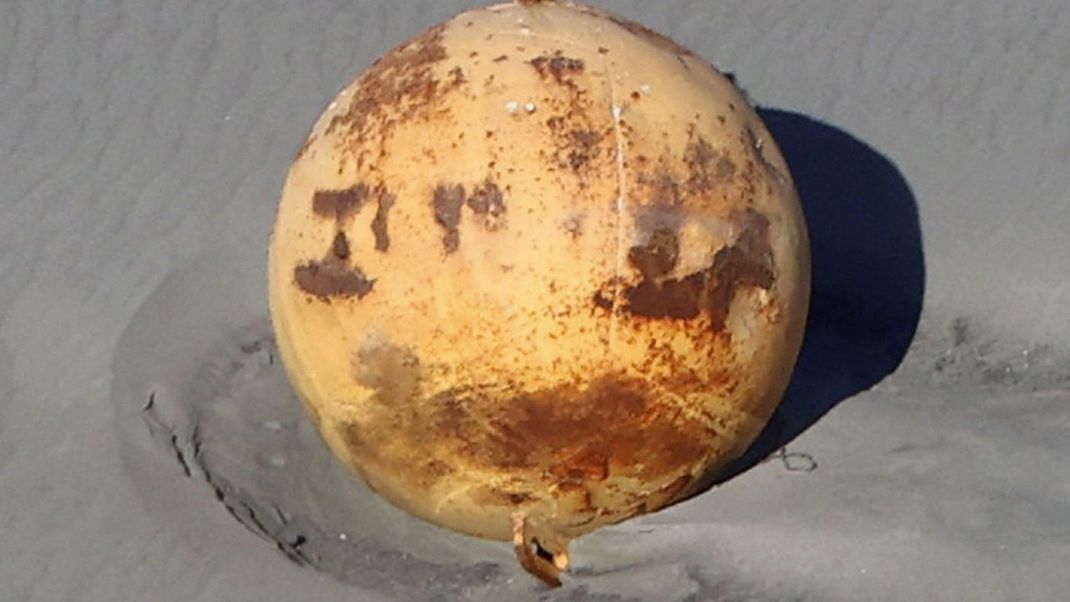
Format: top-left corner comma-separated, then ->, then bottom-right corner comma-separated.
430,374 -> 715,484
335,372 -> 719,499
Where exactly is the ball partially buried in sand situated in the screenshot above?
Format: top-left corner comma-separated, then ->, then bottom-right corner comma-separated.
268,0 -> 809,586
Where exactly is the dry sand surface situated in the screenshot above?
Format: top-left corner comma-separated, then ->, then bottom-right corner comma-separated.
2,1 -> 1068,600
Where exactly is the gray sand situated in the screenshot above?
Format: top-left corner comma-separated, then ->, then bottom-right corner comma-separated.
2,1 -> 1068,600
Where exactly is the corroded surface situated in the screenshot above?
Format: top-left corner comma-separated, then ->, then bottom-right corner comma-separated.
268,0 -> 810,551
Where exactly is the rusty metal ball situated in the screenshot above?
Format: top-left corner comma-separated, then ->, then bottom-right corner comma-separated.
269,0 -> 809,585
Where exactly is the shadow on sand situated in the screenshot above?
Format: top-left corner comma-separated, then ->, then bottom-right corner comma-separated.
710,109 -> 926,485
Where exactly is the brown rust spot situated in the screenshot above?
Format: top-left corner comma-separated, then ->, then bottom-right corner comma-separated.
605,209 -> 775,330
529,53 -> 585,84
466,180 -> 507,230
639,172 -> 685,208
312,185 -> 369,221
425,459 -> 453,478
592,286 -> 616,311
371,189 -> 396,252
340,421 -> 369,456
685,134 -> 736,194
548,447 -> 609,489
331,231 -> 351,260
628,227 -> 680,281
566,129 -> 603,171
314,184 -> 396,252
294,257 -> 375,300
432,183 -> 466,254
448,65 -> 466,86
624,271 -> 708,321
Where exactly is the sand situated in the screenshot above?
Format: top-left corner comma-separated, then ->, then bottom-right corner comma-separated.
2,1 -> 1068,600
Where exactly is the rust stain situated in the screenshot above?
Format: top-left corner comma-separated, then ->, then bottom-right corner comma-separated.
592,283 -> 616,311
312,184 -> 395,252
466,179 -> 507,230
448,65 -> 466,86
566,128 -> 603,171
331,231 -> 351,260
627,226 -> 679,281
312,185 -> 370,221
684,133 -> 736,194
529,52 -> 585,84
325,25 -> 461,156
424,459 -> 453,478
432,183 -> 466,253
639,171 -> 685,208
294,256 -> 375,300
419,374 -> 714,485
336,367 -> 723,514
371,189 -> 396,251
340,421 -> 369,458
596,208 -> 775,331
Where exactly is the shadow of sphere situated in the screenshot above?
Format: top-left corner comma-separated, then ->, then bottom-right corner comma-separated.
711,109 -> 926,484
